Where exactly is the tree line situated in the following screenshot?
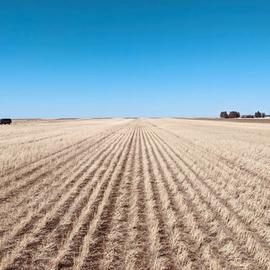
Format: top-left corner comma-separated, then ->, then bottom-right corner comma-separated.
220,111 -> 266,119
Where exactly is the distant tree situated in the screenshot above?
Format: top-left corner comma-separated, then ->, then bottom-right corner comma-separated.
255,111 -> 262,118
229,111 -> 240,118
262,113 -> 266,118
220,111 -> 229,118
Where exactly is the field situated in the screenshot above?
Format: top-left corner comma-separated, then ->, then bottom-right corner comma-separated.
0,118 -> 270,270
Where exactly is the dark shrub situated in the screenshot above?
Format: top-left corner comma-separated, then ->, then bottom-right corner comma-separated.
229,111 -> 240,118
220,111 -> 229,118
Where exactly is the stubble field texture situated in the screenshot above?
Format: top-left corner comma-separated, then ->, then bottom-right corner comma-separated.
0,118 -> 270,270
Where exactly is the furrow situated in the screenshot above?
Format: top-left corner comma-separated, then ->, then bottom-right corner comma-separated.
151,122 -> 270,197
148,121 -> 270,180
150,126 -> 270,250
152,124 -> 270,226
99,128 -> 139,269
73,128 -> 136,270
0,135 -> 108,199
140,127 -> 175,270
143,128 -> 216,269
0,123 -> 126,188
0,128 -> 131,269
123,127 -> 151,270
28,128 -> 131,267
0,129 -> 126,234
148,126 -> 270,269
0,131 -> 90,180
4,128 -> 131,270
145,127 -> 243,269
157,128 -> 270,244
47,128 -> 134,270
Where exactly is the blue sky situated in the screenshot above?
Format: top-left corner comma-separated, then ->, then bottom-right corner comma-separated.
0,0 -> 269,118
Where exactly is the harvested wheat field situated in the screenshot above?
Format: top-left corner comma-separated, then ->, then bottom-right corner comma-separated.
0,118 -> 270,270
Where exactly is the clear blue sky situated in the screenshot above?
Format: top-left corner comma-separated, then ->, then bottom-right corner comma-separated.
0,0 -> 269,118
